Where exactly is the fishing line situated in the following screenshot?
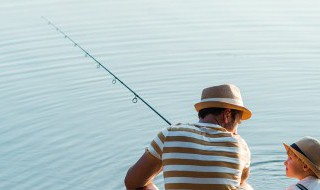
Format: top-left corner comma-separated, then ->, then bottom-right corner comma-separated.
41,16 -> 171,126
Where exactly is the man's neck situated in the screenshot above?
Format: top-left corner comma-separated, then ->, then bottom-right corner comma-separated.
199,115 -> 236,134
199,115 -> 222,126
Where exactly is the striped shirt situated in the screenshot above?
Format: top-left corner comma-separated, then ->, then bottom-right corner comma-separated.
147,122 -> 251,190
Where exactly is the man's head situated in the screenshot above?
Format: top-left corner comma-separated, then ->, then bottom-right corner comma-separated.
283,137 -> 320,179
194,84 -> 251,132
195,84 -> 251,120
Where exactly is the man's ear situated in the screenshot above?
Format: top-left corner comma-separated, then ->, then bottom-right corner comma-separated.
223,109 -> 231,123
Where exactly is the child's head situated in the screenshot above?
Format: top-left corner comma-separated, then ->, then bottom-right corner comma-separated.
284,148 -> 313,179
283,136 -> 320,180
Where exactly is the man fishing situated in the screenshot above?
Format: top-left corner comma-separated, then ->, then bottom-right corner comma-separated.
125,84 -> 253,190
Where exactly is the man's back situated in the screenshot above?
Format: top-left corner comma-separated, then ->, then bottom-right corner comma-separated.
125,84 -> 253,190
148,122 -> 251,190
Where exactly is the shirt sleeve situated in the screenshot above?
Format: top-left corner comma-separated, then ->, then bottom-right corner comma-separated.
146,127 -> 170,160
243,139 -> 251,168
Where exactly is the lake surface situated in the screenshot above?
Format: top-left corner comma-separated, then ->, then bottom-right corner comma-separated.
1,0 -> 320,189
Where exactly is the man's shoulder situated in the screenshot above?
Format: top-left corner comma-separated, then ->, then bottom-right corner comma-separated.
157,123 -> 200,137
168,123 -> 237,140
234,135 -> 248,144
168,123 -> 200,131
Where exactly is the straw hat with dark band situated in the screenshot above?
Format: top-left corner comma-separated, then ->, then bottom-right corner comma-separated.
194,84 -> 252,120
283,136 -> 320,178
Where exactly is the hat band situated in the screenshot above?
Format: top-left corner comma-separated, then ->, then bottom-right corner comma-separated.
200,98 -> 244,106
291,143 -> 308,159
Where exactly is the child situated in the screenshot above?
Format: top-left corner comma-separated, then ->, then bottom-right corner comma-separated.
283,136 -> 320,190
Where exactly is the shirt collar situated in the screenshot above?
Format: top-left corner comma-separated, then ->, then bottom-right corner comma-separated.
300,176 -> 318,182
194,122 -> 227,131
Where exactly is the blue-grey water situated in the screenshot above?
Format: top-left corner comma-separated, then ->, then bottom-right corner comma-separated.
1,0 -> 320,189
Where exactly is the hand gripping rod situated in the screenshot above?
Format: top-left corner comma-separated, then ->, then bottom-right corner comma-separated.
41,16 -> 171,126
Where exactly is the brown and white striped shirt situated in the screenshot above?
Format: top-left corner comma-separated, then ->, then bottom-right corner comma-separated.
147,122 -> 251,190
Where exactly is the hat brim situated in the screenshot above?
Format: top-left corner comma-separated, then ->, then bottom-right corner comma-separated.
194,101 -> 252,120
283,143 -> 320,178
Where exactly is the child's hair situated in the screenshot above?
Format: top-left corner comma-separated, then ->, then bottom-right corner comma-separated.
287,149 -> 302,162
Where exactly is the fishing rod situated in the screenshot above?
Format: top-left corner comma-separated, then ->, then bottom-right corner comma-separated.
41,16 -> 171,126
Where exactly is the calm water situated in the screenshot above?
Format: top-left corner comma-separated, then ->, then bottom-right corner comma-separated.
1,0 -> 320,189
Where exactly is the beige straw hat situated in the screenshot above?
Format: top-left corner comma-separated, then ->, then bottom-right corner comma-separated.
194,84 -> 252,120
283,136 -> 320,178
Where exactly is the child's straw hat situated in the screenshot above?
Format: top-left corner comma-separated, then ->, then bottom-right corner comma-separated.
284,136 -> 320,178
